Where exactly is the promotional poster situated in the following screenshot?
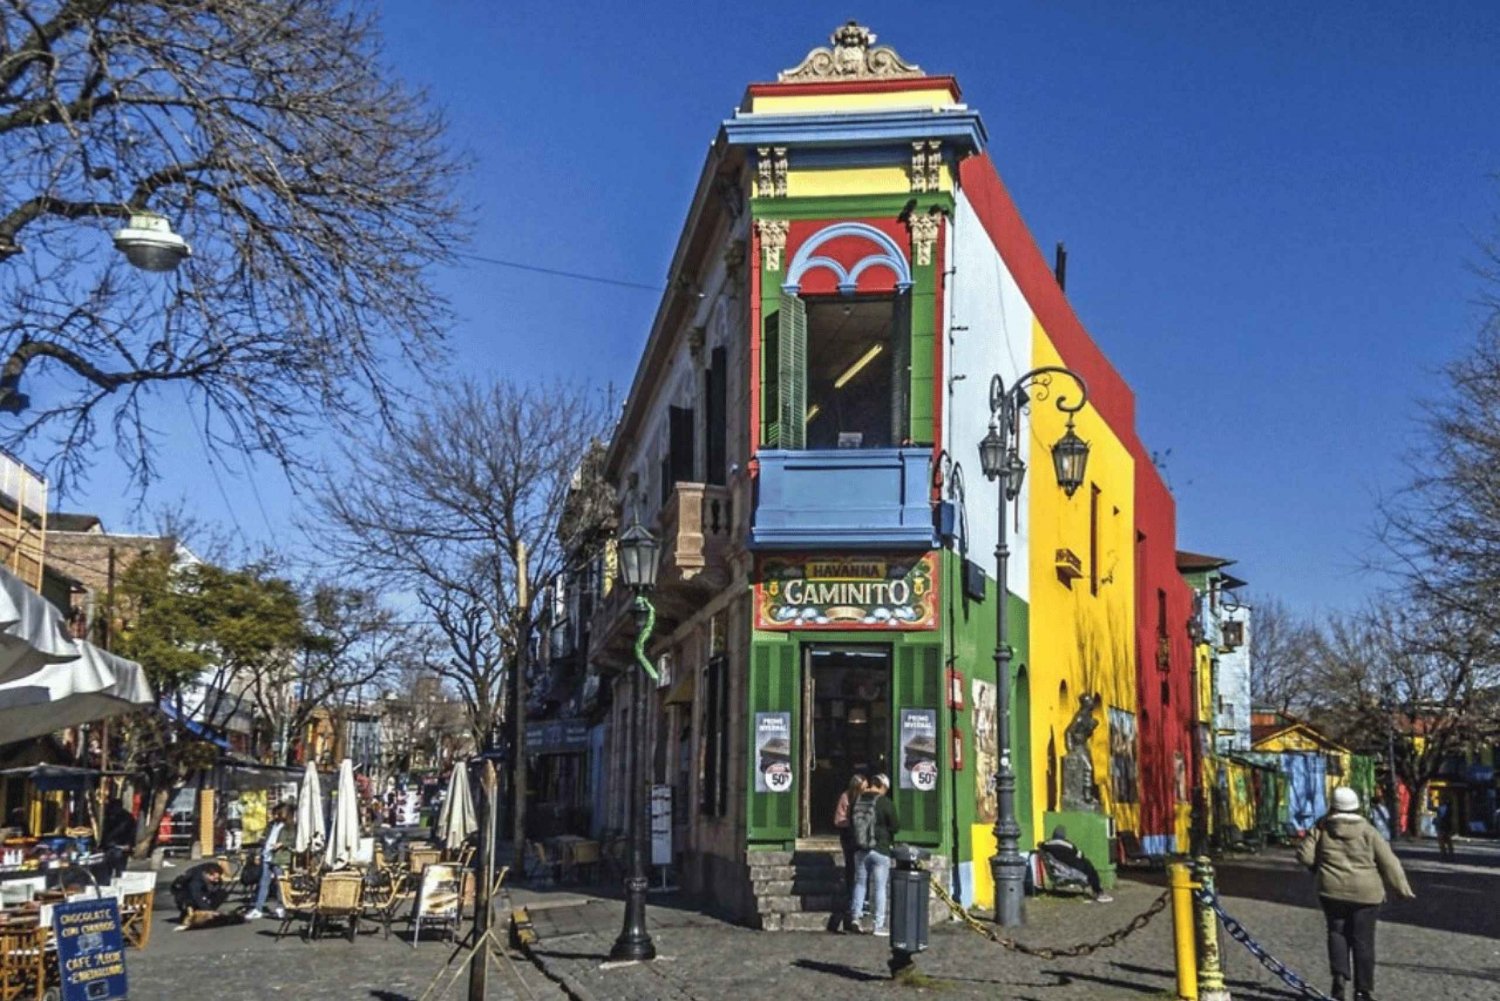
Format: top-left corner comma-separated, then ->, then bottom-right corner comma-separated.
899,708 -> 939,792
753,711 -> 793,793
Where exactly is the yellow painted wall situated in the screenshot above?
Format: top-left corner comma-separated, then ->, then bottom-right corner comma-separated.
749,88 -> 959,115
1024,323 -> 1138,845
785,164 -> 951,198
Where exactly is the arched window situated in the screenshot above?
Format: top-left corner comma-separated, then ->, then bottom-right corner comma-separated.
765,223 -> 914,450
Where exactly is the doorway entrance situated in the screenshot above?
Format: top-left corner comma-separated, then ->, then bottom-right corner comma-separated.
802,645 -> 891,837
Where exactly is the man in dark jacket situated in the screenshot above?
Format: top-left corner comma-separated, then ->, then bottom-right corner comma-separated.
847,773 -> 900,936
101,799 -> 136,880
170,859 -> 229,930
1039,825 -> 1113,902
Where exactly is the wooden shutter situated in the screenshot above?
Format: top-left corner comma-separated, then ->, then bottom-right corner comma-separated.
892,642 -> 943,845
777,291 -> 807,450
706,347 -> 728,485
747,640 -> 798,842
669,405 -> 695,486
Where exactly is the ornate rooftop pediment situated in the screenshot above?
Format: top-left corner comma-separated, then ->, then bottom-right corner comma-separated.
778,22 -> 923,82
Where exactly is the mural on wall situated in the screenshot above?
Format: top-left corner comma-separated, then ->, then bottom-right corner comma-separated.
1061,694 -> 1101,810
972,678 -> 998,823
1109,707 -> 1139,804
755,553 -> 938,630
1174,750 -> 1189,803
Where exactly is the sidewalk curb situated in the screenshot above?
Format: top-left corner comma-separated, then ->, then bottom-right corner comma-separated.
517,941 -> 601,1001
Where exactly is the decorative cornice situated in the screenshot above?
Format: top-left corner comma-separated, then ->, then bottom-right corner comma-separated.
907,210 -> 941,268
755,146 -> 788,198
756,218 -> 789,272
779,22 -> 923,82
723,108 -> 987,154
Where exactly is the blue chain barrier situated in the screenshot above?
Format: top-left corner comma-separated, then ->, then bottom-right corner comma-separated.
1196,888 -> 1335,1001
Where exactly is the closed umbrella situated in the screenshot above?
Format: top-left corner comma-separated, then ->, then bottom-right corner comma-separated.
294,761 -> 325,854
0,643 -> 152,743
436,764 -> 476,848
324,758 -> 361,868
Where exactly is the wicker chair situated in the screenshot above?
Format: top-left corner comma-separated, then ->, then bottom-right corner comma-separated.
312,871 -> 364,942
274,872 -> 319,943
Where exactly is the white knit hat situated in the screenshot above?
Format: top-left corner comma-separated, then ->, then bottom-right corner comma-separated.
1331,787 -> 1360,813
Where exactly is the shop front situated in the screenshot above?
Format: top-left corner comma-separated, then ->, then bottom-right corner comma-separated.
746,552 -> 947,851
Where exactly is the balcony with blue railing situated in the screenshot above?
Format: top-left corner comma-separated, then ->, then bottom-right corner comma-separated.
751,447 -> 934,550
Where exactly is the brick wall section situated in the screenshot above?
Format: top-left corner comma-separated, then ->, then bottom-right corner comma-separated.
45,531 -> 176,641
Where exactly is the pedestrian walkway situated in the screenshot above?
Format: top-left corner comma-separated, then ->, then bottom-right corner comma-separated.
513,852 -> 1500,1001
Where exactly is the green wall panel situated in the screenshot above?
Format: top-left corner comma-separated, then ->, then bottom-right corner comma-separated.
748,638 -> 799,842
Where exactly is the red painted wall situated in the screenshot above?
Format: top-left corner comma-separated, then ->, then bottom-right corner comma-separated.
956,154 -> 1196,846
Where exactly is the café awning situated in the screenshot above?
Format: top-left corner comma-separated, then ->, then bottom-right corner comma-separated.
0,641 -> 153,744
0,565 -> 82,686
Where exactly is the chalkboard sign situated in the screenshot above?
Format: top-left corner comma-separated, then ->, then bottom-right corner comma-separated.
52,897 -> 128,1001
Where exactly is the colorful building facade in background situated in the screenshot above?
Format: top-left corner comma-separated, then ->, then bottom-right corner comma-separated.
592,23 -> 1200,924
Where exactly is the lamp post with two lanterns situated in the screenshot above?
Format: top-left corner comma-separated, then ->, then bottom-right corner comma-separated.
611,516 -> 661,962
977,367 -> 1090,928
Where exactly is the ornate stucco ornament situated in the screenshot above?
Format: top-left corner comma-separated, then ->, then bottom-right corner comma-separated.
755,146 -> 788,198
756,218 -> 789,272
911,140 -> 943,193
778,22 -> 923,82
907,210 -> 942,267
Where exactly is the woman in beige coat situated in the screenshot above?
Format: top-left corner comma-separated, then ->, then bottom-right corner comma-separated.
1296,786 -> 1415,1001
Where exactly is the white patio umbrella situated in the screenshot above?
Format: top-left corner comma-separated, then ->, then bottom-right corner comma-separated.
0,565 -> 85,685
0,642 -> 152,743
294,761 -> 326,854
436,764 -> 476,848
324,758 -> 361,868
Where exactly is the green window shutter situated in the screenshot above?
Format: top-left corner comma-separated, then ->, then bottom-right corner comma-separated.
763,312 -> 780,446
891,291 -> 911,445
747,639 -> 798,842
777,290 -> 806,450
892,642 -> 943,845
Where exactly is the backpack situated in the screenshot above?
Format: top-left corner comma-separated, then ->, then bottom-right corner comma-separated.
851,795 -> 878,851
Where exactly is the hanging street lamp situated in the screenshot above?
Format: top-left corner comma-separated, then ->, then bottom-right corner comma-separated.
978,366 -> 1090,928
112,210 -> 191,273
611,515 -> 661,962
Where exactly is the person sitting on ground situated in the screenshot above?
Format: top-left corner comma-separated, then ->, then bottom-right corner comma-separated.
1038,825 -> 1113,902
170,858 -> 231,930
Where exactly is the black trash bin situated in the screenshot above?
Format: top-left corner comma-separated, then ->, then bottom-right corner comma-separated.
889,844 -> 930,960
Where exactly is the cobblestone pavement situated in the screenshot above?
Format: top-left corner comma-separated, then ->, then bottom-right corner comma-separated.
516,839 -> 1500,1001
126,884 -> 566,1001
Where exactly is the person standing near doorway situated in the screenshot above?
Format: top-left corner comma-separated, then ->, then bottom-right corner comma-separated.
831,773 -> 866,933
1434,796 -> 1456,860
1297,786 -> 1415,1001
847,773 -> 899,937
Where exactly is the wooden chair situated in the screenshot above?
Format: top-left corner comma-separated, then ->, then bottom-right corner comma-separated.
567,840 -> 601,884
312,871 -> 364,942
362,866 -> 411,941
407,846 -> 441,875
525,840 -> 559,883
273,872 -> 318,943
117,871 -> 158,949
0,923 -> 46,1001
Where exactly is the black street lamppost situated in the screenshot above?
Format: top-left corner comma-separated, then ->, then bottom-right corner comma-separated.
611,516 -> 661,962
977,368 -> 1090,928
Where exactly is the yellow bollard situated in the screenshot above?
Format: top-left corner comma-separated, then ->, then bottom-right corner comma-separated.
1194,856 -> 1232,1001
1168,862 -> 1199,1001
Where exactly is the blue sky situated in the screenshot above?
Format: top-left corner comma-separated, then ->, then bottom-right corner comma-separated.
64,1 -> 1500,616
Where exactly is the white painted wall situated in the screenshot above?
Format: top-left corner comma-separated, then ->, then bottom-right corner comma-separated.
946,191 -> 1035,600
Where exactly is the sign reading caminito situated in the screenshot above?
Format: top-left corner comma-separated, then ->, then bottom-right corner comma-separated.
755,553 -> 937,630
53,898 -> 128,1001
